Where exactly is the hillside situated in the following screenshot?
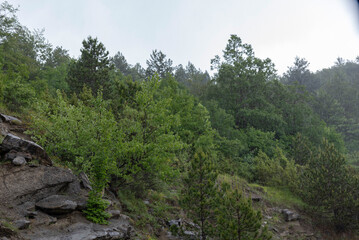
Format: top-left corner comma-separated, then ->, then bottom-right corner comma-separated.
1,1 -> 359,239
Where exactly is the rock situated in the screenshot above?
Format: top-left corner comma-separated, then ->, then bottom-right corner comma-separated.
0,114 -> 22,124
251,194 -> 262,202
12,156 -> 26,166
21,214 -> 133,240
183,230 -> 197,239
281,209 -> 300,221
79,172 -> 92,190
108,210 -> 121,219
1,134 -> 52,166
168,219 -> 182,227
14,219 -> 30,230
35,195 -> 77,214
4,150 -> 18,161
143,200 -> 150,205
24,210 -> 38,219
0,164 -> 76,205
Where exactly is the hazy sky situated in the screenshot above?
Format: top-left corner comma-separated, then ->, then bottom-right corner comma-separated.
7,0 -> 359,75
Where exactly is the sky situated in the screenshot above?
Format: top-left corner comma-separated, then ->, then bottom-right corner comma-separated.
6,0 -> 359,75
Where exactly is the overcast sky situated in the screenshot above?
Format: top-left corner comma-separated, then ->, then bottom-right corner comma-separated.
7,0 -> 359,75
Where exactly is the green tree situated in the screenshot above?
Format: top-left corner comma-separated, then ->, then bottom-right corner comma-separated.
145,50 -> 173,79
300,140 -> 357,231
181,149 -> 217,240
216,182 -> 271,240
67,36 -> 112,94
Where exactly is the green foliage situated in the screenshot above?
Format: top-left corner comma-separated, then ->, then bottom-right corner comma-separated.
2,75 -> 36,111
253,147 -> 298,189
181,150 -> 218,240
145,50 -> 173,78
300,140 -> 358,232
30,89 -> 120,194
83,191 -> 111,224
216,182 -> 272,240
67,36 -> 112,94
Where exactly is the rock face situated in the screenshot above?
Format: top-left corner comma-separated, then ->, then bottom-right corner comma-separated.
1,134 -> 52,166
0,164 -> 76,205
21,212 -> 133,240
35,195 -> 78,215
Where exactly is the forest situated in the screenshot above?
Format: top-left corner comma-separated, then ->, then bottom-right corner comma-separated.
1,1 -> 359,239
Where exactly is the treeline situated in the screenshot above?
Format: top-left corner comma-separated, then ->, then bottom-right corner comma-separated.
1,1 -> 359,238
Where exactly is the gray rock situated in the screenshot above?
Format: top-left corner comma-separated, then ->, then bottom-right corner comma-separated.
0,164 -> 76,205
36,195 -> 77,214
14,219 -> 30,230
12,156 -> 26,166
1,134 -> 52,166
79,172 -> 92,190
281,209 -> 300,221
168,219 -> 182,227
108,210 -> 121,219
4,150 -> 18,161
25,210 -> 38,218
0,114 -> 22,124
21,216 -> 133,240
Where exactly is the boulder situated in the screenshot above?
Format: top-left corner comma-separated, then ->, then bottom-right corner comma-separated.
12,156 -> 26,166
5,150 -> 32,161
0,114 -> 22,124
1,134 -> 52,166
13,219 -> 30,230
35,195 -> 77,215
0,164 -> 76,205
281,209 -> 300,222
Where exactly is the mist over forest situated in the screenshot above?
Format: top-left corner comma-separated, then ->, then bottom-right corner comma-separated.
1,1 -> 359,239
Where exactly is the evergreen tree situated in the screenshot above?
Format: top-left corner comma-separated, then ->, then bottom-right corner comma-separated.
181,150 -> 218,240
145,50 -> 173,79
300,140 -> 357,231
216,182 -> 271,240
67,36 -> 112,94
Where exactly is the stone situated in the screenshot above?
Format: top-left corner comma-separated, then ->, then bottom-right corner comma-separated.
79,172 -> 92,190
168,219 -> 182,227
35,195 -> 77,214
24,210 -> 38,219
12,156 -> 26,166
1,134 -> 52,166
4,150 -> 18,161
14,219 -> 30,230
0,114 -> 22,124
0,164 -> 76,205
108,209 -> 121,219
281,209 -> 300,221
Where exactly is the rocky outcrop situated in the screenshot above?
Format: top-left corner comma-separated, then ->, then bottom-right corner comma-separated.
0,163 -> 76,205
35,195 -> 78,215
1,134 -> 52,166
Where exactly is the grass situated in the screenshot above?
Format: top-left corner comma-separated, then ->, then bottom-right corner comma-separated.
249,183 -> 306,209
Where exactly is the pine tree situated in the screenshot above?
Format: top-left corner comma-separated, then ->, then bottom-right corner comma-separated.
216,182 -> 271,240
301,139 -> 357,231
67,36 -> 112,94
181,150 -> 218,240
